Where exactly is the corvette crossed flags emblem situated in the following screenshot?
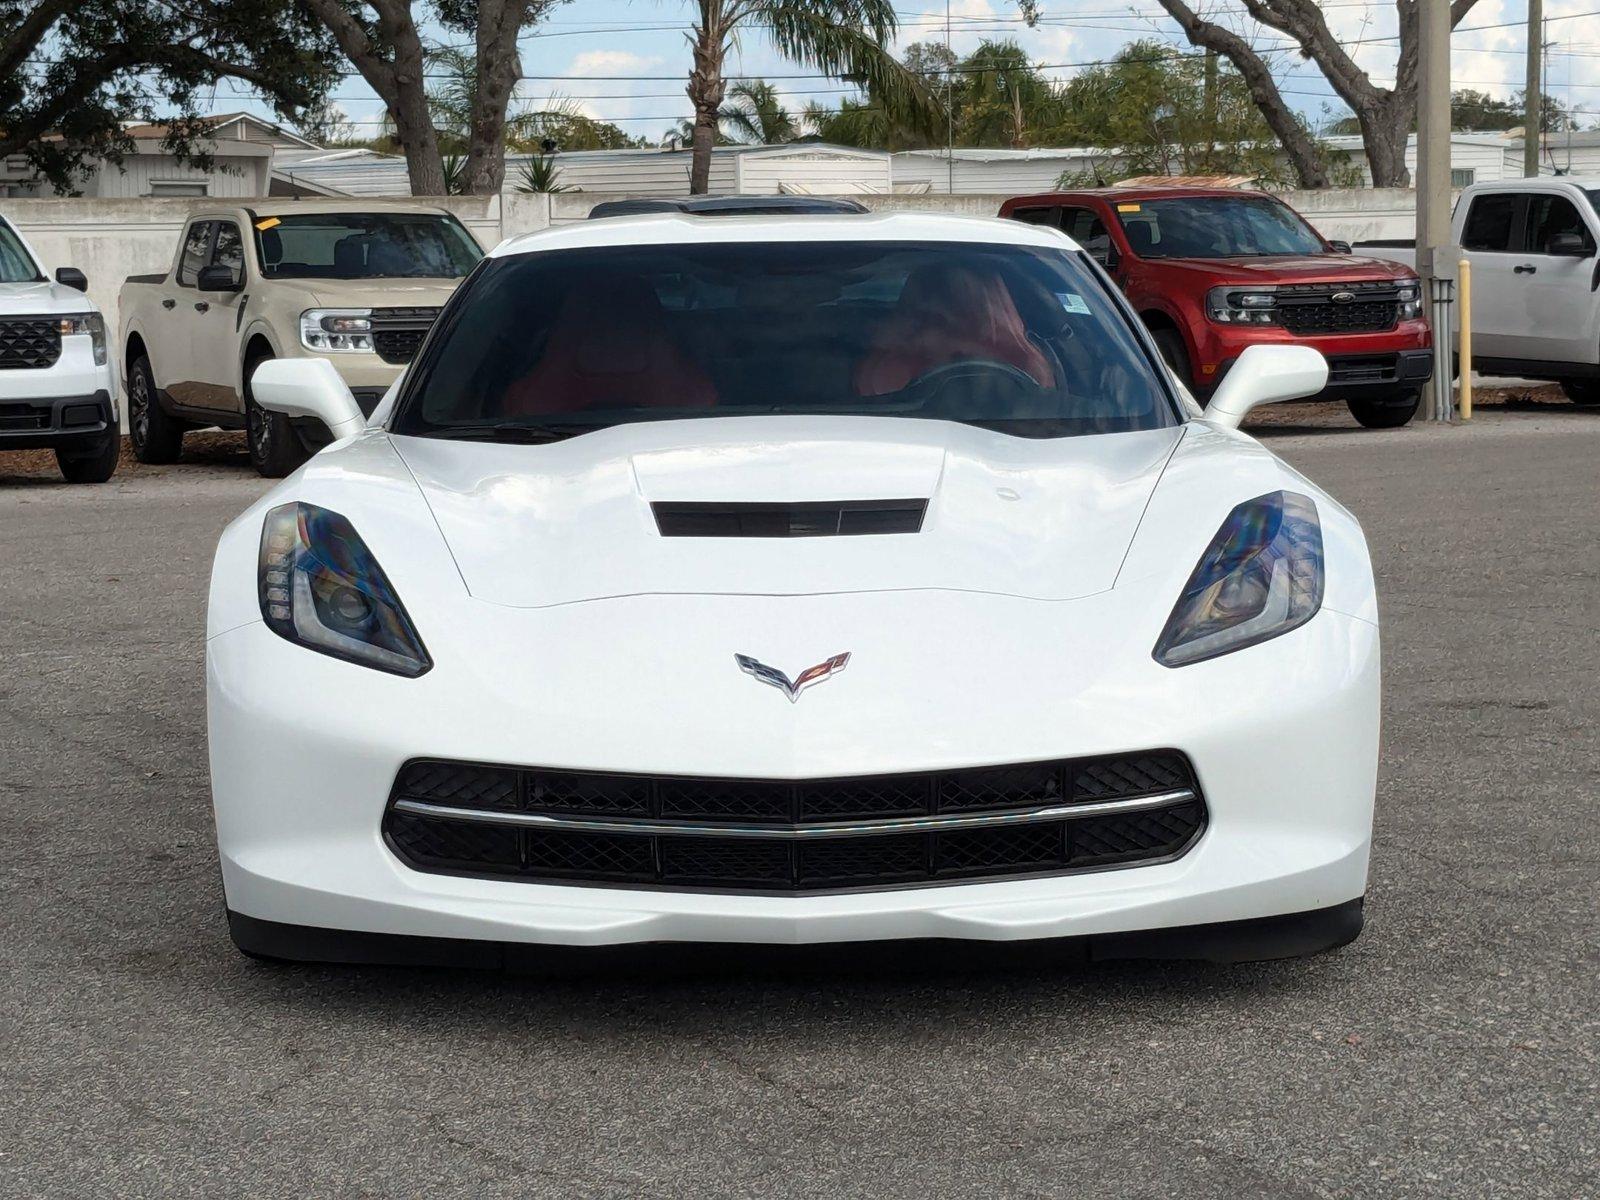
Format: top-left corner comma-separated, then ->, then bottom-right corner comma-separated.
734,652 -> 851,703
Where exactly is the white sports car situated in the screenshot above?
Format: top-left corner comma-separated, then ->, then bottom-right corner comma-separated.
207,205 -> 1379,967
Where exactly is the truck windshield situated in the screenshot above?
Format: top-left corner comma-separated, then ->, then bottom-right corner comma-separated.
394,240 -> 1178,441
0,221 -> 42,283
253,213 -> 481,280
1117,196 -> 1326,258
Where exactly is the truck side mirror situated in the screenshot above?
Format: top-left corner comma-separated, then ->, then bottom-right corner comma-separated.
55,266 -> 88,292
1327,239 -> 1353,255
1203,345 -> 1329,431
196,264 -> 242,292
1548,231 -> 1592,257
250,358 -> 366,443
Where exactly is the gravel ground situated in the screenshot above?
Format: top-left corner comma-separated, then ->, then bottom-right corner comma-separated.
0,401 -> 1595,1198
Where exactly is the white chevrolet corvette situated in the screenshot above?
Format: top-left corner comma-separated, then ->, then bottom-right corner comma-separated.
206,205 -> 1379,967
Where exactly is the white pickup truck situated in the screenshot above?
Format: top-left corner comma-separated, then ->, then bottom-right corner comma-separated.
119,201 -> 482,476
1358,176 -> 1600,405
0,213 -> 120,482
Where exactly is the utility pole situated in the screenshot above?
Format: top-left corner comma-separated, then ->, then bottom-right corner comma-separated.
1525,0 -> 1542,176
1417,0 -> 1454,421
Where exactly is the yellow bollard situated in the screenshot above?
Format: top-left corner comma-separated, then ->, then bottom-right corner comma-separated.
1458,257 -> 1472,422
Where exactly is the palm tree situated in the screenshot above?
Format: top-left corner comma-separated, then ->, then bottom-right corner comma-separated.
720,81 -> 797,145
681,1 -> 938,193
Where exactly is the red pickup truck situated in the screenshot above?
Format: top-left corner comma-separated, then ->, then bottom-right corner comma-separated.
999,187 -> 1432,427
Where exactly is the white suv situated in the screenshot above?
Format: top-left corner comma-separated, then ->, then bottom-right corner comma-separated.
1455,177 -> 1600,405
0,214 -> 120,481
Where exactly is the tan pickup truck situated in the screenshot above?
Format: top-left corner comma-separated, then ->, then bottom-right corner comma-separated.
119,200 -> 482,475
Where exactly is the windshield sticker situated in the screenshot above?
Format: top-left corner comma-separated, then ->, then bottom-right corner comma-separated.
1116,203 -> 1141,213
254,217 -> 282,231
1056,292 -> 1092,315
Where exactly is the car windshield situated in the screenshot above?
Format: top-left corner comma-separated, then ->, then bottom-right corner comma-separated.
1116,196 -> 1326,258
253,212 -> 481,280
394,240 -> 1177,441
0,221 -> 42,283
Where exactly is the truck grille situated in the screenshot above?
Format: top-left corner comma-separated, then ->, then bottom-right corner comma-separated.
0,402 -> 51,430
382,752 -> 1207,893
369,307 -> 440,365
0,319 -> 62,370
1274,281 -> 1400,336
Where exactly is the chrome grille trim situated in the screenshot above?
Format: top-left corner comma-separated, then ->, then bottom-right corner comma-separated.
391,788 -> 1196,840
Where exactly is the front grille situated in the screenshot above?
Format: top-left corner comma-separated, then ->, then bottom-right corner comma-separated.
0,402 -> 51,431
369,306 -> 440,365
1327,356 -> 1400,386
382,751 -> 1207,893
0,319 -> 62,369
1272,281 -> 1400,336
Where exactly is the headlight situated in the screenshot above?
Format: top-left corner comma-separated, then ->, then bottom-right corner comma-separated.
258,502 -> 431,677
59,312 -> 106,365
300,308 -> 375,352
1396,282 -> 1422,319
1206,286 -> 1278,325
1154,491 -> 1323,668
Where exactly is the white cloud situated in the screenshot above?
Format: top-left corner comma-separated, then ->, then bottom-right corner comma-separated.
566,49 -> 662,77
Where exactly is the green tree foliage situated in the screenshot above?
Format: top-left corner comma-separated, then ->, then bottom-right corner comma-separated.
1327,89 -> 1577,135
0,0 -> 334,192
719,81 -> 798,145
682,1 -> 938,193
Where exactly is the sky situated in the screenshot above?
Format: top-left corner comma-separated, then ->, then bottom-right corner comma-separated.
199,1 -> 1600,147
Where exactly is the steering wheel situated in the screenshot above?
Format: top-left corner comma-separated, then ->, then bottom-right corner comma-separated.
906,358 -> 1042,394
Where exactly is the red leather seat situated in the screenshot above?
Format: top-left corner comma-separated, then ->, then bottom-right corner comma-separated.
502,277 -> 717,417
854,264 -> 1055,396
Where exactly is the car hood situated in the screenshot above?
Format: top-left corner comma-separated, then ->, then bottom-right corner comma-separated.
1143,254 -> 1418,284
390,416 -> 1184,608
0,280 -> 101,316
291,277 -> 463,308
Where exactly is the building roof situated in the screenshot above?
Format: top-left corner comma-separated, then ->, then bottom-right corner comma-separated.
491,209 -> 1069,258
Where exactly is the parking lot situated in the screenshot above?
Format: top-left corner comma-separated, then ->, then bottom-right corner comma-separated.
1,401 -> 1596,1199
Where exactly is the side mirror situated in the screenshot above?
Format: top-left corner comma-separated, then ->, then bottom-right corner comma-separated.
1327,239 -> 1353,255
55,266 -> 88,292
250,357 -> 366,443
196,263 -> 242,292
1548,230 -> 1592,257
1204,344 -> 1328,430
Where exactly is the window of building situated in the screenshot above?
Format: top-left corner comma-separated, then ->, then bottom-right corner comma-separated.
1450,168 -> 1476,189
149,180 -> 208,198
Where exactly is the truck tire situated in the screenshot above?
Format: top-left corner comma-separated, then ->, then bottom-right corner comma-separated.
1558,380 -> 1600,405
243,352 -> 309,479
1347,389 -> 1421,429
55,430 -> 120,484
128,353 -> 183,464
1150,327 -> 1196,396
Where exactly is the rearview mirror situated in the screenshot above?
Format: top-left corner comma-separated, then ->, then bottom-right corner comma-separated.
1203,344 -> 1328,431
250,358 -> 366,443
1548,230 -> 1592,257
55,266 -> 88,292
197,264 -> 242,292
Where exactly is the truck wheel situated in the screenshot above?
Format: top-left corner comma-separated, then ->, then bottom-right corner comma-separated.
1347,389 -> 1421,429
1150,327 -> 1195,395
128,354 -> 182,464
1559,380 -> 1600,405
55,430 -> 121,484
244,353 -> 309,478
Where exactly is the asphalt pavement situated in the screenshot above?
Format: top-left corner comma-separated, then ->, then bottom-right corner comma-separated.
1,406 -> 1595,1198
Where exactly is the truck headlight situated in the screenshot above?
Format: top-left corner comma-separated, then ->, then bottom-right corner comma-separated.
300,309 -> 375,353
1154,491 -> 1323,667
1206,286 -> 1277,325
259,502 -> 431,677
59,312 -> 106,365
1396,283 -> 1422,319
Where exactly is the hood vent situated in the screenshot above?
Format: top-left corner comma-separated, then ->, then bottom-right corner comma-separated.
652,499 -> 927,538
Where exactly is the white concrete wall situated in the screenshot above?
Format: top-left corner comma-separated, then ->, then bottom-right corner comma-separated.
738,150 -> 891,195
